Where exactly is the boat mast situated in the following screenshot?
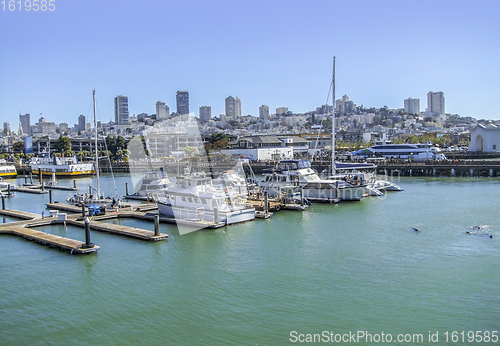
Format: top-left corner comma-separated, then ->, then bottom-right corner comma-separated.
331,56 -> 336,175
93,89 -> 100,197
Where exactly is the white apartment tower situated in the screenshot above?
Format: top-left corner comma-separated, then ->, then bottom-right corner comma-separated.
404,97 -> 420,115
427,91 -> 445,115
156,101 -> 169,120
259,105 -> 270,120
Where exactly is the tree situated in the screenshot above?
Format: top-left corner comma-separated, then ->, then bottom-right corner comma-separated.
12,141 -> 24,153
54,135 -> 71,156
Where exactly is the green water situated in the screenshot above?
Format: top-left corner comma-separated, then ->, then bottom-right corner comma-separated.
0,176 -> 499,345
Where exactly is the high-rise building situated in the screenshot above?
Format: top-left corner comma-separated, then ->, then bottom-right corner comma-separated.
225,96 -> 235,118
404,97 -> 420,115
114,95 -> 129,125
156,101 -> 169,120
234,97 -> 241,117
259,105 -> 270,120
427,91 -> 445,114
199,106 -> 211,123
19,113 -> 30,135
225,96 -> 241,118
176,91 -> 189,115
78,114 -> 86,131
3,122 -> 10,135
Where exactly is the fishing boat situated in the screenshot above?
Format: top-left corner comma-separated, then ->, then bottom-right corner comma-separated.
156,170 -> 255,225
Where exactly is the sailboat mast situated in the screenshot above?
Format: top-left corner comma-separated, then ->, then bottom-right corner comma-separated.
331,56 -> 336,175
93,89 -> 100,197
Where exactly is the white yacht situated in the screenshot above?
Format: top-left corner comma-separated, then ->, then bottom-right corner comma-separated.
353,141 -> 445,161
261,160 -> 366,202
133,171 -> 173,197
157,171 -> 255,226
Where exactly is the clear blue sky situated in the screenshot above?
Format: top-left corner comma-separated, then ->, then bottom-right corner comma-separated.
1,0 -> 500,128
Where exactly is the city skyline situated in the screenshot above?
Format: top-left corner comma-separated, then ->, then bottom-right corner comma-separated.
1,0 -> 500,126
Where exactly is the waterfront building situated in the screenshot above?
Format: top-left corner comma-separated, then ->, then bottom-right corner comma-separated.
78,115 -> 86,131
114,95 -> 129,125
19,113 -> 30,135
259,105 -> 270,120
469,123 -> 500,152
427,91 -> 445,115
199,106 -> 211,123
156,101 -> 169,120
176,91 -> 189,115
404,97 -> 420,115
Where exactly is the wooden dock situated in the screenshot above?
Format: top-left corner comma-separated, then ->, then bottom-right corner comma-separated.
65,217 -> 168,241
0,209 -> 42,220
10,186 -> 47,194
0,225 -> 100,254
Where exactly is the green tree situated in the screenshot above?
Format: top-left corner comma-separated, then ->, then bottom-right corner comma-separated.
12,141 -> 24,153
55,135 -> 71,156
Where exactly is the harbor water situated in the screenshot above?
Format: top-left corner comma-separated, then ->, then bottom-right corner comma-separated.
0,174 -> 499,345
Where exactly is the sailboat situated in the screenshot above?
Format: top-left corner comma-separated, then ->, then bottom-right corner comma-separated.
66,90 -> 116,208
325,57 -> 368,200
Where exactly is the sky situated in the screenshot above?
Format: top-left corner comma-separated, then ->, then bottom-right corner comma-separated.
1,0 -> 500,129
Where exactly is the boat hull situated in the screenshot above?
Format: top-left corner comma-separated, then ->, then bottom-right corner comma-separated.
158,201 -> 255,225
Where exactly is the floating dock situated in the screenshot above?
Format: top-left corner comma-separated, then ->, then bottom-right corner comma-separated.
65,217 -> 168,241
10,186 -> 47,194
0,225 -> 100,254
0,209 -> 42,220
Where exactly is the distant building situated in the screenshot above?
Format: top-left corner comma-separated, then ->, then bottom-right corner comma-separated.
3,122 -> 10,135
31,117 -> 56,134
469,123 -> 500,152
234,97 -> 241,117
427,91 -> 445,115
176,91 -> 189,115
225,96 -> 235,118
78,114 -> 86,131
259,105 -> 270,120
59,123 -> 69,133
156,101 -> 169,120
114,95 -> 129,125
276,107 -> 288,116
19,113 -> 30,135
199,106 -> 211,123
336,95 -> 356,115
315,104 -> 333,114
404,97 -> 420,115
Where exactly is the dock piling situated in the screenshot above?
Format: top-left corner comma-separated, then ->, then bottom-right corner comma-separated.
83,217 -> 93,248
41,181 -> 45,192
73,180 -> 76,189
214,206 -> 219,224
154,215 -> 159,236
125,183 -> 129,196
1,195 -> 5,210
49,189 -> 52,204
264,191 -> 268,213
24,175 -> 27,184
300,186 -> 304,206
8,184 -> 11,196
81,204 -> 86,218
